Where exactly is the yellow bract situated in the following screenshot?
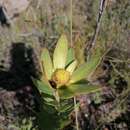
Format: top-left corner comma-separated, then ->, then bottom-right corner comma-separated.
52,69 -> 70,87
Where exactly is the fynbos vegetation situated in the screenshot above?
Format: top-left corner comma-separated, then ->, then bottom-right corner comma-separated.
0,0 -> 130,130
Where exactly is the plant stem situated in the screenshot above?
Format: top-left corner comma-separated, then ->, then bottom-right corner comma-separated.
74,97 -> 79,130
70,1 -> 79,129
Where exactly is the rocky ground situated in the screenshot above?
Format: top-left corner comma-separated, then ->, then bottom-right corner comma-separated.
0,0 -> 130,130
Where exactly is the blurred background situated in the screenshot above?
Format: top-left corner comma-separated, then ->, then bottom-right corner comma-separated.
0,0 -> 130,130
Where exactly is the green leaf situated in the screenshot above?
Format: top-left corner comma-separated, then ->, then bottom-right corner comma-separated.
58,82 -> 102,99
66,48 -> 75,66
58,101 -> 74,113
41,48 -> 53,79
69,47 -> 105,83
66,60 -> 77,74
38,104 -> 60,130
32,78 -> 53,96
38,101 -> 71,130
59,119 -> 71,130
53,34 -> 68,69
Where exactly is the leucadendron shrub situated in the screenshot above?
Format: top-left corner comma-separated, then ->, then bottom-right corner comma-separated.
33,34 -> 106,130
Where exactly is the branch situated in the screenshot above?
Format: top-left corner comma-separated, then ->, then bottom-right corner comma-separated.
86,0 -> 107,51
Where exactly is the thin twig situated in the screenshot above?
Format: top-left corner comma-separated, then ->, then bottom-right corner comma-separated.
36,0 -> 42,9
86,0 -> 107,51
70,0 -> 73,47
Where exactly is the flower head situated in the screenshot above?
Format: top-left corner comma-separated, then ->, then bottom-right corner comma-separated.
35,34 -> 105,99
41,34 -> 78,88
52,69 -> 70,87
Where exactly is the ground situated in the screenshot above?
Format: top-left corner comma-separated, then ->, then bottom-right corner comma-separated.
0,0 -> 130,130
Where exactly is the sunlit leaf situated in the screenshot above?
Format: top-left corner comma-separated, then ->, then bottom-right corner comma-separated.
66,60 -> 77,74
58,82 -> 102,99
53,34 -> 68,69
66,48 -> 75,66
32,78 -> 53,96
43,97 -> 57,107
41,48 -> 53,80
70,46 -> 105,83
